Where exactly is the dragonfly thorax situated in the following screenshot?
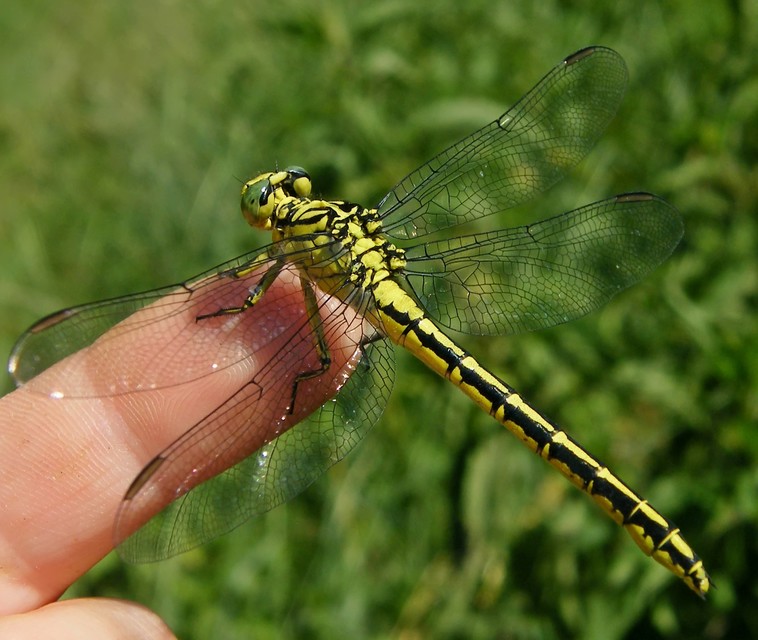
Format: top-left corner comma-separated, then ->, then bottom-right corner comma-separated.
275,196 -> 408,301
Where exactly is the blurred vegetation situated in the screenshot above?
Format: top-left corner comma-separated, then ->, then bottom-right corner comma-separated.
1,1 -> 756,639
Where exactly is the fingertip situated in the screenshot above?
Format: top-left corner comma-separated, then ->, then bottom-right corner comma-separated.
0,598 -> 176,640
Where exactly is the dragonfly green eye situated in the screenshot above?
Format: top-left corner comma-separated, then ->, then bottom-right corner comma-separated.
241,176 -> 274,229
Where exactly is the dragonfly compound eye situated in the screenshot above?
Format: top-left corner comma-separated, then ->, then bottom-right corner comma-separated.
241,176 -> 274,230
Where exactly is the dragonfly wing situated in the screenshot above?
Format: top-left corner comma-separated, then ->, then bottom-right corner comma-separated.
402,193 -> 683,335
115,290 -> 394,562
9,287 -> 172,387
9,244 -> 313,397
378,46 -> 628,239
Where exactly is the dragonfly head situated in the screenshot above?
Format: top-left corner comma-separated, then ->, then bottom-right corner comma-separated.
241,166 -> 312,230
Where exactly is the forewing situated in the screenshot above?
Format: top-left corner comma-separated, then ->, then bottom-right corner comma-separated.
378,47 -> 628,239
402,193 -> 683,335
9,245 -> 303,398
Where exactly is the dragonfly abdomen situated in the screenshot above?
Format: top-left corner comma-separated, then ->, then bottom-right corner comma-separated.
373,279 -> 709,597
497,395 -> 709,596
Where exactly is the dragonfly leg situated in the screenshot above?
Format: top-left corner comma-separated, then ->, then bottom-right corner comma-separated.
195,257 -> 283,321
288,274 -> 332,414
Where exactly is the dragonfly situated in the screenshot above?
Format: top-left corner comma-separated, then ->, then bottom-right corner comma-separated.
9,46 -> 709,597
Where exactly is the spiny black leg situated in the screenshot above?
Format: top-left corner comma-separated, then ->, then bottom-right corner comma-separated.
196,258 -> 283,322
288,275 -> 332,414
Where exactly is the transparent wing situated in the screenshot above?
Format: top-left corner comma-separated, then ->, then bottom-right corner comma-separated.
115,282 -> 394,562
8,214 -> 397,559
378,46 -> 628,239
10,243 -> 318,397
9,233 -> 395,561
402,193 -> 683,335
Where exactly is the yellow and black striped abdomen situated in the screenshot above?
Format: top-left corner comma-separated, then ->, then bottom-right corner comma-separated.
371,277 -> 710,597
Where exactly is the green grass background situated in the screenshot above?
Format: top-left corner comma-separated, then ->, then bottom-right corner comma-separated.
1,1 -> 756,638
